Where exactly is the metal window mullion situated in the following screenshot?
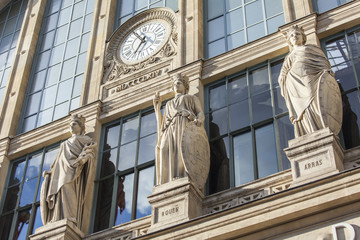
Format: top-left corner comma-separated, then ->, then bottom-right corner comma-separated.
109,174 -> 119,227
226,76 -> 235,188
241,0 -> 247,43
134,111 -> 142,166
67,0 -> 89,113
131,167 -> 139,220
116,118 -> 124,171
8,208 -> 19,240
223,0 -> 228,51
25,203 -> 38,239
261,0 -> 267,35
32,148 -> 46,205
228,134 -> 235,188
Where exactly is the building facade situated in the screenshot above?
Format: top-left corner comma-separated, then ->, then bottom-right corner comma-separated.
0,0 -> 359,239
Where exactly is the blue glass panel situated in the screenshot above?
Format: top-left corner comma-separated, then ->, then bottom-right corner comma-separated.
100,148 -> 117,177
53,101 -> 69,120
25,153 -> 42,179
264,0 -> 283,17
266,14 -> 284,34
72,1 -> 85,20
209,82 -> 226,111
226,7 -> 243,33
208,17 -> 225,42
13,209 -> 31,240
121,116 -> 139,144
234,132 -> 254,185
229,74 -> 248,104
140,111 -> 157,137
37,108 -> 53,127
245,0 -> 262,25
118,141 -> 137,171
226,0 -> 242,11
115,174 -> 134,225
209,107 -> 228,138
227,30 -> 245,50
277,116 -> 293,170
56,79 -> 72,104
249,66 -> 269,96
19,178 -> 37,207
251,91 -> 273,123
32,207 -> 43,234
9,160 -> 26,186
40,85 -> 56,110
65,36 -> 80,59
138,133 -> 157,164
105,125 -> 120,150
256,124 -> 278,178
136,166 -> 154,219
316,0 -> 338,13
247,21 -> 265,42
229,100 -> 250,131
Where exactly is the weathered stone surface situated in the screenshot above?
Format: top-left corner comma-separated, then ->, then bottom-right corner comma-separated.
285,128 -> 344,186
278,25 -> 342,138
29,219 -> 84,240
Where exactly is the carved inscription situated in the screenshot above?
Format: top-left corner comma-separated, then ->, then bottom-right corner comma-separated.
156,202 -> 183,223
110,69 -> 162,95
304,159 -> 323,170
161,205 -> 179,217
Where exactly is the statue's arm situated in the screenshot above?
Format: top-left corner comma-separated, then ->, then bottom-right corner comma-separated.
153,92 -> 163,143
193,96 -> 205,126
278,54 -> 292,97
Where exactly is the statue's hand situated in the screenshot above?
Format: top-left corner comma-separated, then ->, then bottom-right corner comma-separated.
153,91 -> 161,109
42,170 -> 51,177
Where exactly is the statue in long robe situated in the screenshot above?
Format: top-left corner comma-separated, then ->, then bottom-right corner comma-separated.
153,74 -> 210,190
278,25 -> 342,137
40,115 -> 96,228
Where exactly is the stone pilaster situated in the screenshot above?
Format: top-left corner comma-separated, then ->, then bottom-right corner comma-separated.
29,219 -> 84,240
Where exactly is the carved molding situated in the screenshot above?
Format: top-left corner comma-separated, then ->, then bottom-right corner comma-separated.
103,8 -> 177,84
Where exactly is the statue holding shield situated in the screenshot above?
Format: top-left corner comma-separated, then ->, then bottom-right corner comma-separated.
153,74 -> 210,190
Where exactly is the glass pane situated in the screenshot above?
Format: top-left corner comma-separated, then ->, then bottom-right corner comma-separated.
2,68 -> 10,87
120,0 -> 133,16
65,36 -> 80,59
9,2 -> 21,18
93,178 -> 114,231
270,59 -> 283,87
332,61 -> 357,92
251,91 -> 272,123
72,1 -> 85,20
49,43 -> 65,66
317,0 -> 338,13
234,132 -> 254,186
208,38 -> 226,58
83,13 -> 92,32
41,85 -> 56,110
26,92 -> 41,116
247,21 -> 265,42
209,107 -> 228,138
54,25 -> 68,45
32,207 -> 43,234
136,166 -> 154,219
42,146 -> 59,172
4,17 -> 16,35
165,0 -> 178,10
227,30 -> 245,50
208,17 -> 225,42
25,153 -> 42,179
0,34 -> 12,53
229,74 -> 248,104
121,116 -> 139,144
138,133 -> 157,164
0,52 -> 7,69
9,159 -> 26,186
3,185 -> 20,212
38,105 -> 53,129
209,136 -> 230,194
325,37 -> 350,66
60,57 -> 76,80
229,100 -> 250,131
46,64 -> 61,86
70,96 -> 80,111
273,86 -> 287,115
76,52 -> 87,74
277,116 -> 294,170
53,101 -> 69,120
105,124 -> 120,150
245,0 -> 263,25
140,111 -> 157,137
68,18 -> 82,39
72,74 -> 83,97
209,82 -> 226,111
342,91 -> 360,149
58,7 -> 71,26
49,0 -> 62,14
22,115 -> 37,132
135,0 -> 147,10
226,0 -> 242,11
0,214 -> 13,240
266,14 -> 284,34
207,0 -> 224,19
36,50 -> 51,71
62,0 -> 73,9
115,174 -> 134,225
256,124 -> 278,178
11,31 -> 20,48
348,30 -> 360,60
19,178 -> 37,207
100,148 -> 117,178
44,13 -> 59,33
13,208 -> 31,240
264,0 -> 283,17
86,0 -> 95,14
118,141 -> 137,171
249,66 -> 269,96
226,8 -> 243,33
56,79 -> 72,104
80,32 -> 90,52
31,70 -> 46,93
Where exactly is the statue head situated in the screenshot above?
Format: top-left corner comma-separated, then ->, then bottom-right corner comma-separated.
70,114 -> 85,135
172,73 -> 189,94
284,25 -> 307,47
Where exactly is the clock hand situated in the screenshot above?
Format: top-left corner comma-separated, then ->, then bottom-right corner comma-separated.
133,31 -> 143,41
134,36 -> 146,54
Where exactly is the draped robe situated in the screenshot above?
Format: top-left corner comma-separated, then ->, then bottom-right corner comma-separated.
40,134 -> 93,227
278,45 -> 334,137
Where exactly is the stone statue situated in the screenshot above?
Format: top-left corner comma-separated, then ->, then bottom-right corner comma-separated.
278,25 -> 342,137
40,115 -> 96,227
153,74 -> 210,190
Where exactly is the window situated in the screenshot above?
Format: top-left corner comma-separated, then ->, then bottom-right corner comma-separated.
313,0 -> 354,13
0,145 -> 60,240
205,59 -> 293,194
322,27 -> 360,149
19,0 -> 95,133
204,0 -> 285,58
92,108 -> 157,232
115,0 -> 178,28
0,0 -> 27,105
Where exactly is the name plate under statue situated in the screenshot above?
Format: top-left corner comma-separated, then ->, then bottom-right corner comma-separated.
30,115 -> 96,240
279,25 -> 344,186
147,73 -> 210,232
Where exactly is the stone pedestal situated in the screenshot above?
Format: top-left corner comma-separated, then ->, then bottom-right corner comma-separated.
284,128 -> 344,187
147,177 -> 204,233
29,219 -> 84,240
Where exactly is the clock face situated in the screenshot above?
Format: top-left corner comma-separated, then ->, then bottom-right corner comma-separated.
119,20 -> 169,64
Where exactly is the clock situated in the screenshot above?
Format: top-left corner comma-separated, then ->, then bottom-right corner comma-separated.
119,19 -> 171,64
